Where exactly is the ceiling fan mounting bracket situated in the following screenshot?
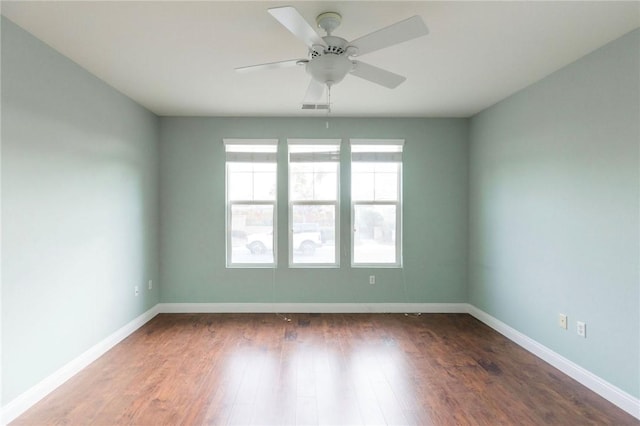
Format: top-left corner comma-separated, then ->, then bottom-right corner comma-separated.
316,12 -> 342,35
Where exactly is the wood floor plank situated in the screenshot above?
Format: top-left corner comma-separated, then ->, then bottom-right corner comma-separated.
10,313 -> 639,426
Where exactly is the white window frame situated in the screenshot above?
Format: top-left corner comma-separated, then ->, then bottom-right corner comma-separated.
288,139 -> 341,268
224,138 -> 278,268
350,139 -> 404,268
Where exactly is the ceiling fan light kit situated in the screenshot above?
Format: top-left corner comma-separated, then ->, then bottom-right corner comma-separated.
236,6 -> 429,109
306,50 -> 352,86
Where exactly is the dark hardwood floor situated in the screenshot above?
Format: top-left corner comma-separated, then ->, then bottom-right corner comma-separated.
12,313 -> 638,425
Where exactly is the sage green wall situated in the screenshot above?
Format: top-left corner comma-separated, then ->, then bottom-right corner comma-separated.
1,18 -> 160,404
4,5 -> 636,413
468,29 -> 640,398
159,117 -> 468,304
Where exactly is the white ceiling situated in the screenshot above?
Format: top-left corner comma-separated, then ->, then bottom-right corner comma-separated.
2,1 -> 639,117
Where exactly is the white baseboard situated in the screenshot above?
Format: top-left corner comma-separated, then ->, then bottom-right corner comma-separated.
467,305 -> 640,420
1,305 -> 160,425
157,302 -> 469,314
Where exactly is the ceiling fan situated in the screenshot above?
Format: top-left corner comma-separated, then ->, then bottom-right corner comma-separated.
236,6 -> 429,109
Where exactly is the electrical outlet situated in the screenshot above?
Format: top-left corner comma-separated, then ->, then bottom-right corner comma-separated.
134,286 -> 139,296
558,313 -> 568,330
148,280 -> 153,290
577,321 -> 586,338
369,275 -> 375,285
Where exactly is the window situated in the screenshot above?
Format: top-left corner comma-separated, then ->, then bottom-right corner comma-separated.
225,139 -> 277,267
288,139 -> 341,266
350,139 -> 403,266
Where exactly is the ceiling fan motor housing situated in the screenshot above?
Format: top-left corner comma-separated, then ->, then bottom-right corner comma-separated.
306,35 -> 354,85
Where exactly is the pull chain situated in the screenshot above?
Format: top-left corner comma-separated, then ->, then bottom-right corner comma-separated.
327,83 -> 332,114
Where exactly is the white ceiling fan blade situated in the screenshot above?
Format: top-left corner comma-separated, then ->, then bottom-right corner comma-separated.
303,79 -> 326,103
268,6 -> 327,49
235,59 -> 305,73
349,15 -> 428,57
350,61 -> 406,89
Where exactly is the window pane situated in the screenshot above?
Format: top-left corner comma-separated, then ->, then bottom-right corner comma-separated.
290,169 -> 314,200
252,163 -> 275,172
253,171 -> 277,200
290,163 -> 337,201
352,163 -> 399,202
313,165 -> 337,200
351,162 -> 374,173
228,171 -> 252,200
230,204 -> 274,264
353,204 -> 397,264
228,162 -> 253,172
291,204 -> 335,264
351,170 -> 374,201
374,162 -> 399,173
228,163 -> 276,201
375,171 -> 398,201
